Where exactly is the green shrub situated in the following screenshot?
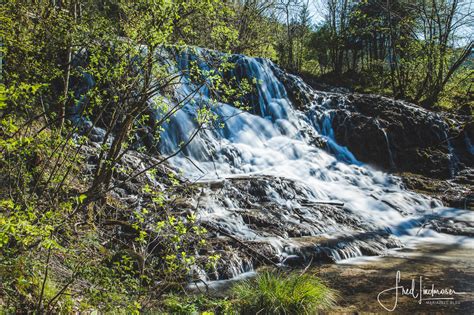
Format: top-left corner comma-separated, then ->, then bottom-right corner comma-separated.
160,294 -> 235,315
232,271 -> 337,315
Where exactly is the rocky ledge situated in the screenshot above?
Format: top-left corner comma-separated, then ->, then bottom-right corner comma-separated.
329,94 -> 473,178
81,133 -> 472,282
195,174 -> 473,278
275,65 -> 473,180
401,169 -> 473,210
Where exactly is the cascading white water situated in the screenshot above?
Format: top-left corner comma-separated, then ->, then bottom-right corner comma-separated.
155,49 -> 473,268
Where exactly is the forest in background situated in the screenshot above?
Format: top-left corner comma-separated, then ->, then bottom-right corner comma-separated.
0,0 -> 472,313
2,0 -> 473,111
225,0 -> 473,112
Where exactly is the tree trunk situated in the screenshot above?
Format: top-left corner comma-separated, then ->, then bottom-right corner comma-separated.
59,1 -> 77,130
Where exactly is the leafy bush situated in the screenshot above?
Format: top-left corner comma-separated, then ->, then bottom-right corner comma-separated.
232,271 -> 337,315
436,68 -> 473,113
161,294 -> 235,315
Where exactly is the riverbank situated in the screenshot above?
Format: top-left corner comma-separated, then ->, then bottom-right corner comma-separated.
316,242 -> 474,314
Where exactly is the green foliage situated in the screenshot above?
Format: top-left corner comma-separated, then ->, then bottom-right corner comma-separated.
0,0 -> 247,312
232,271 -> 337,315
161,294 -> 235,315
302,0 -> 472,109
437,67 -> 473,113
0,1 -> 337,312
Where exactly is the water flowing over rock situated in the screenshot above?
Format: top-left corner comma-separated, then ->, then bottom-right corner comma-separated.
84,48 -> 474,280
142,48 -> 472,279
275,68 -> 473,178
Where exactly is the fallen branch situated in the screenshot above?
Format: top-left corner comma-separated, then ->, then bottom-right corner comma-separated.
300,256 -> 314,275
300,200 -> 344,207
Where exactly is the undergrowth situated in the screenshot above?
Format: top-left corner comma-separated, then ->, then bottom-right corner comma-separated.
232,271 -> 337,315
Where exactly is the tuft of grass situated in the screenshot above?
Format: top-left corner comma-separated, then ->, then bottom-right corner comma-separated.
232,271 -> 337,315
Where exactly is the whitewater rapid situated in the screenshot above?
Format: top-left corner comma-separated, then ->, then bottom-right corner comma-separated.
154,48 -> 473,265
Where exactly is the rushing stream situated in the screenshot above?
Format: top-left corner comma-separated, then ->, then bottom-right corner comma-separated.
150,48 -> 472,278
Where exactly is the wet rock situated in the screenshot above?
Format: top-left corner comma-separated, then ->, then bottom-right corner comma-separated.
401,172 -> 473,210
282,255 -> 306,267
274,68 -> 473,179
426,218 -> 474,237
190,174 -> 414,278
329,94 -> 473,178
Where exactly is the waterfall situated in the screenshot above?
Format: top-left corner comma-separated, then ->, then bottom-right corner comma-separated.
441,127 -> 460,178
152,49 -> 472,269
381,128 -> 396,170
